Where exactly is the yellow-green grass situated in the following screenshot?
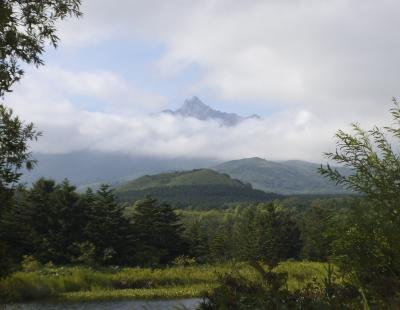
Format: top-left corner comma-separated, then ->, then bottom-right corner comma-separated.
61,284 -> 215,302
0,261 -> 330,303
276,261 -> 329,290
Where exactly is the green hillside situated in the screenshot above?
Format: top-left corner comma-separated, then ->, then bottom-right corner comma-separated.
118,169 -> 244,191
116,169 -> 279,208
214,157 -> 349,195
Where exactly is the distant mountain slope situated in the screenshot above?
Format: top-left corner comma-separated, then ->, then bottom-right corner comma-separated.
214,157 -> 349,195
116,169 -> 280,208
162,96 -> 260,126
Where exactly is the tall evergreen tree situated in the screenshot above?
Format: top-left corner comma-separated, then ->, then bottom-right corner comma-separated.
186,220 -> 209,262
84,184 -> 134,265
1,179 -> 87,264
257,204 -> 302,265
300,202 -> 335,261
131,196 -> 186,266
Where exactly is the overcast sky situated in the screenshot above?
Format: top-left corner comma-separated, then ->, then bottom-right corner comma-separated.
5,0 -> 399,162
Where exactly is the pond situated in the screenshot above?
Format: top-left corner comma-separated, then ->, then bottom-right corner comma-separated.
4,298 -> 202,310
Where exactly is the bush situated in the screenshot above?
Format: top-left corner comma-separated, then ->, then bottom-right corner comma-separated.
173,256 -> 197,267
198,262 -> 360,309
0,272 -> 64,302
21,256 -> 41,272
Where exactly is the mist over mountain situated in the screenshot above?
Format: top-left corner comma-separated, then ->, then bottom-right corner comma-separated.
22,152 -> 219,188
20,99 -> 348,195
162,96 -> 260,126
22,152 -> 349,195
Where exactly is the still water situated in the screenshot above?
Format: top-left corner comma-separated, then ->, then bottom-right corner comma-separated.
5,298 -> 202,310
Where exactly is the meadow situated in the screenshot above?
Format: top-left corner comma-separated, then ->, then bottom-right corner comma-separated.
0,261 -> 328,303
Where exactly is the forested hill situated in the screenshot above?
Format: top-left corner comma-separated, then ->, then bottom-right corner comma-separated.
214,157 -> 350,195
115,169 -> 280,208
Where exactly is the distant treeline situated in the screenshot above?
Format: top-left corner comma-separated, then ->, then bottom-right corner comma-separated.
0,177 -> 357,274
116,184 -> 280,209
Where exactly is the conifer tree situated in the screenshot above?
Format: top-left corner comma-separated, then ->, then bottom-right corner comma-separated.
131,196 -> 186,265
84,184 -> 133,265
1,179 -> 88,264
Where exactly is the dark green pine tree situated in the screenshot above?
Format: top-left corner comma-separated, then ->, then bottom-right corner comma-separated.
0,187 -> 35,273
300,203 -> 334,261
209,228 -> 228,262
84,184 -> 134,265
233,207 -> 262,261
186,220 -> 209,262
1,179 -> 88,264
131,196 -> 186,266
4,179 -> 58,263
157,203 -> 187,264
50,180 -> 88,263
257,204 -> 302,266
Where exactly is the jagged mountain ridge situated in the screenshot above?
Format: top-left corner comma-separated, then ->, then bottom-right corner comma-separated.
162,96 -> 260,126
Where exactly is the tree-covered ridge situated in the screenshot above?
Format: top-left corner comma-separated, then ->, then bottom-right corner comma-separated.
214,157 -> 350,195
115,169 -> 280,208
117,169 -> 248,191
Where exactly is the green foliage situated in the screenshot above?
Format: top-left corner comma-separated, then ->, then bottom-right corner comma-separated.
21,255 -> 41,272
0,105 -> 40,203
118,169 -> 246,191
0,0 -> 81,96
300,201 -> 340,261
128,196 -> 187,266
1,182 -> 191,269
116,169 -> 279,208
256,205 -> 302,265
320,101 -> 400,207
0,0 -> 81,278
0,179 -> 88,264
84,184 -> 134,266
69,241 -> 97,266
181,204 -> 302,264
0,240 -> 15,277
173,256 -> 197,267
0,261 -> 328,303
199,262 -> 359,310
215,157 -> 350,195
320,100 -> 400,306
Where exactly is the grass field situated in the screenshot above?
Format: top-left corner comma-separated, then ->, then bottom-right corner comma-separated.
0,261 -> 329,302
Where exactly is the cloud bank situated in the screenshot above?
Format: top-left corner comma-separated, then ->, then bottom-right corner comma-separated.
5,0 -> 398,162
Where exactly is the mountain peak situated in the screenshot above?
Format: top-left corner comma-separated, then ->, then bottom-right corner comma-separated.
180,96 -> 214,114
163,96 -> 260,126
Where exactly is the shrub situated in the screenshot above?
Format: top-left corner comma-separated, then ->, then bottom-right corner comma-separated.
198,262 -> 360,309
173,256 -> 197,267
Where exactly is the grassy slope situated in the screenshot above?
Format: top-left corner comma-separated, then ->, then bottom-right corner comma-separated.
0,262 -> 328,303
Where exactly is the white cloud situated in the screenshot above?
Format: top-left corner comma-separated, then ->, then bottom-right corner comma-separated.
4,66 -> 352,161
61,0 -> 398,117
6,0 -> 399,162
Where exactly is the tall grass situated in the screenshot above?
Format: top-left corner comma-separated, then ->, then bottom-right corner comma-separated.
0,261 -> 329,302
275,261 -> 328,290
